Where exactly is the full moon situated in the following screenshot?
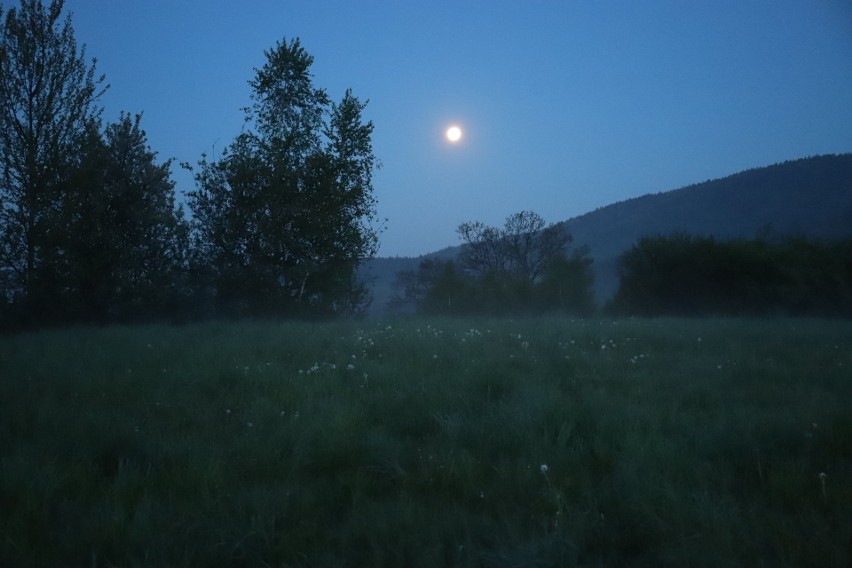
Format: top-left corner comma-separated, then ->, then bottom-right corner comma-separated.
446,125 -> 462,143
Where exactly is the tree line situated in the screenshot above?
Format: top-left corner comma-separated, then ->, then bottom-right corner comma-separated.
391,224 -> 852,319
390,211 -> 596,316
0,0 -> 380,330
608,234 -> 852,317
5,2 -> 850,330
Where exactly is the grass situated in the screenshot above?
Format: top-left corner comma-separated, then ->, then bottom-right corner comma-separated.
0,316 -> 850,567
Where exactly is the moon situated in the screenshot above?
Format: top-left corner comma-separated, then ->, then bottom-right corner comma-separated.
446,125 -> 462,143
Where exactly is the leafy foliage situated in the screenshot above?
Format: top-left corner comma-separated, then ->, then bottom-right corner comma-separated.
559,154 -> 852,299
187,38 -> 380,318
0,2 -> 188,329
55,113 -> 189,323
0,0 -> 106,321
0,10 -> 380,328
610,234 -> 852,316
392,212 -> 594,315
458,210 -> 570,283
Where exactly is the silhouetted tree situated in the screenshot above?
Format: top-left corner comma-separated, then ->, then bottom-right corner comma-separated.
502,211 -> 570,283
188,38 -> 380,317
388,257 -> 445,313
456,221 -> 505,276
457,211 -> 571,284
610,234 -> 852,316
536,246 -> 595,315
420,261 -> 474,315
0,0 -> 106,323
450,211 -> 588,314
55,113 -> 188,322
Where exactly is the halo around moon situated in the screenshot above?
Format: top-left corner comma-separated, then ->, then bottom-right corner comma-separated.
446,125 -> 462,143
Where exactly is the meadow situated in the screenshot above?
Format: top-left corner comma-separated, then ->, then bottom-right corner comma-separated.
0,317 -> 850,567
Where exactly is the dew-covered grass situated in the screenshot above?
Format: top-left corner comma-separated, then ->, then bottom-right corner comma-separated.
1,317 -> 850,567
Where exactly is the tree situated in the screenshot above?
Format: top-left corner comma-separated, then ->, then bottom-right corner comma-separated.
502,211 -> 570,282
0,0 -> 106,319
456,221 -> 505,277
420,260 -> 473,315
536,246 -> 595,315
457,211 -> 571,283
388,257 -> 447,313
56,113 -> 188,322
188,38 -> 380,317
608,234 -> 852,317
453,211 -> 588,314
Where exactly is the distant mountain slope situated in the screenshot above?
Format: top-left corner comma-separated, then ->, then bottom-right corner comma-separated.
363,154 -> 852,314
565,154 -> 852,298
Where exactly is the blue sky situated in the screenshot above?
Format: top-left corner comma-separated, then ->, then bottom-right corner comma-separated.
68,1 -> 852,257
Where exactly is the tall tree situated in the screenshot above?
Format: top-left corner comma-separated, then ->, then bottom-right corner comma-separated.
188,38 -> 380,316
57,113 -> 188,322
0,0 -> 106,317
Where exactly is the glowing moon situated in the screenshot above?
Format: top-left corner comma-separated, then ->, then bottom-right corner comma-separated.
446,125 -> 462,143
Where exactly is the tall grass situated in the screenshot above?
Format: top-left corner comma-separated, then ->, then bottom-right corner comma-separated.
1,317 -> 850,567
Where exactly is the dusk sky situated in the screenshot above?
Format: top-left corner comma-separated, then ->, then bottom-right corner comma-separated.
68,1 -> 852,258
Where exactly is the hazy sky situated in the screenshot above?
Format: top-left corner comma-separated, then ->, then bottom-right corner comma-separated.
68,1 -> 852,257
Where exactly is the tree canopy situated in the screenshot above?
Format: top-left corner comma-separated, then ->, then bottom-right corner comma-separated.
187,38 -> 380,317
392,211 -> 594,316
0,0 -> 106,316
0,1 -> 187,328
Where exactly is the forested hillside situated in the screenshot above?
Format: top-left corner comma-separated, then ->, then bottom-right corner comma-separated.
365,154 -> 852,313
566,154 -> 852,298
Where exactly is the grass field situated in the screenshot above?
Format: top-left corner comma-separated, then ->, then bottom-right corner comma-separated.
1,317 -> 850,567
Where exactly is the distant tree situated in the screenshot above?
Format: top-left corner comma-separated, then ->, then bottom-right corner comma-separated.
0,0 -> 106,322
453,210 -> 587,313
420,260 -> 474,315
456,221 -> 505,277
187,38 -> 380,317
502,211 -> 570,283
457,211 -> 571,284
388,257 -> 445,313
55,113 -> 189,322
536,246 -> 595,315
609,234 -> 852,316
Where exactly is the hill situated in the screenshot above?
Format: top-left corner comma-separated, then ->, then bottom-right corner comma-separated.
362,154 -> 852,314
